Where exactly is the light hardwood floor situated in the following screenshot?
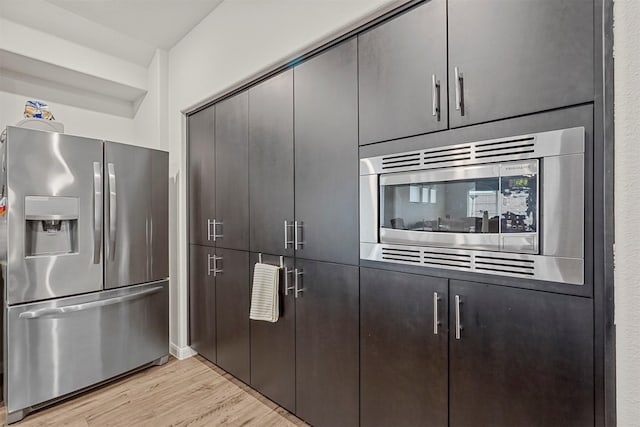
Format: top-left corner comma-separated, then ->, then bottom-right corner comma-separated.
0,356 -> 307,427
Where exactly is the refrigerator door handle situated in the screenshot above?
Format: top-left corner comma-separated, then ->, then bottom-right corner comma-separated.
93,162 -> 102,264
108,162 -> 117,260
18,286 -> 164,319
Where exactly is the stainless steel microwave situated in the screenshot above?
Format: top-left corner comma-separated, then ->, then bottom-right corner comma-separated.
360,127 -> 585,285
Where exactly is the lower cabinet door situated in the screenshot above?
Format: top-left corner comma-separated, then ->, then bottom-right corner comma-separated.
295,259 -> 359,427
249,253 -> 296,412
215,248 -> 251,383
449,281 -> 594,427
360,268 -> 448,427
189,244 -> 216,363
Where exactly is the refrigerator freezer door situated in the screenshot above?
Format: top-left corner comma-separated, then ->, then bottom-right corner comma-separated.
104,142 -> 153,288
5,127 -> 103,305
5,281 -> 169,417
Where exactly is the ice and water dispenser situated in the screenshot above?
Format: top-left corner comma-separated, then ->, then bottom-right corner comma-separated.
24,196 -> 78,256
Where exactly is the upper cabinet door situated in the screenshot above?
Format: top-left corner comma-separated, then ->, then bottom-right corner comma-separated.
104,142 -> 152,288
448,0 -> 594,127
358,0 -> 448,145
188,106 -> 215,247
249,70 -> 294,257
294,39 -> 359,265
215,92 -> 249,251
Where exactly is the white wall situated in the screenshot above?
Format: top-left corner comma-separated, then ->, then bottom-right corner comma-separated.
614,0 -> 640,424
167,0 -> 399,354
133,49 -> 169,150
0,90 -> 135,142
0,16 -> 153,143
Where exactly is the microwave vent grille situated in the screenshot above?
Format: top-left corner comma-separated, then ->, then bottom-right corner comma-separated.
474,136 -> 535,160
474,255 -> 535,276
381,247 -> 421,264
422,249 -> 472,269
381,153 -> 421,170
376,244 -> 537,278
422,146 -> 472,166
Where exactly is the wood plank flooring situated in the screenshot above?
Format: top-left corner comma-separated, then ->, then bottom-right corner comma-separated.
0,356 -> 307,427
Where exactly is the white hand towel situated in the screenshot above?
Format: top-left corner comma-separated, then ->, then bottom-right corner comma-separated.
250,263 -> 280,322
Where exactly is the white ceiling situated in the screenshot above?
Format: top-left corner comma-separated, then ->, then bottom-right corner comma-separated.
0,0 -> 225,66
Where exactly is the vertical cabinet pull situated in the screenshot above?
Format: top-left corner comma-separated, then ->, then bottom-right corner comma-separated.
212,219 -> 223,241
207,219 -> 214,241
208,254 -> 223,277
284,220 -> 294,249
454,66 -> 464,116
433,292 -> 441,335
431,75 -> 441,122
294,220 -> 304,249
455,295 -> 463,340
283,266 -> 294,296
294,268 -> 304,298
207,254 -> 214,276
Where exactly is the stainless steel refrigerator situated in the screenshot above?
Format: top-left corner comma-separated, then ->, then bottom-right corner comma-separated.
0,126 -> 169,423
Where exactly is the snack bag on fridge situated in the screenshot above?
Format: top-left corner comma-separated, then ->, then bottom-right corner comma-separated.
24,100 -> 55,120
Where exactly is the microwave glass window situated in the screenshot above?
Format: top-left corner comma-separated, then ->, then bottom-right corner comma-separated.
380,178 -> 501,234
500,175 -> 537,233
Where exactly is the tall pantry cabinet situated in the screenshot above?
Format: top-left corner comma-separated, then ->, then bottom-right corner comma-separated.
189,39 -> 360,427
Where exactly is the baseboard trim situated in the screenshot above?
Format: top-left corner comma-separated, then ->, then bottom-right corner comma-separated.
170,343 -> 197,360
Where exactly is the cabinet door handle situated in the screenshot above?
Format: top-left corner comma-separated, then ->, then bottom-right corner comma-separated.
455,295 -> 463,340
433,292 -> 441,335
212,255 -> 223,276
207,254 -> 214,276
431,75 -> 441,122
454,66 -> 464,115
212,219 -> 223,241
207,219 -> 214,241
294,220 -> 304,249
283,267 -> 294,296
284,220 -> 294,249
294,268 -> 304,298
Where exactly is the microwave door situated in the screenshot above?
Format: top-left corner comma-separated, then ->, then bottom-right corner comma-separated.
379,163 -> 502,252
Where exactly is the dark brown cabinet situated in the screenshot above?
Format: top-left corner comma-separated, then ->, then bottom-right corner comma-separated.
188,106 -> 215,246
358,0 -> 448,145
249,253 -> 296,412
295,259 -> 359,427
360,268 -> 448,427
359,0 -> 594,138
215,92 -> 249,251
249,70 -> 294,257
294,38 -> 359,266
449,281 -> 594,427
215,248 -> 251,384
189,244 -> 216,363
188,2 -> 600,425
448,0 -> 594,127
